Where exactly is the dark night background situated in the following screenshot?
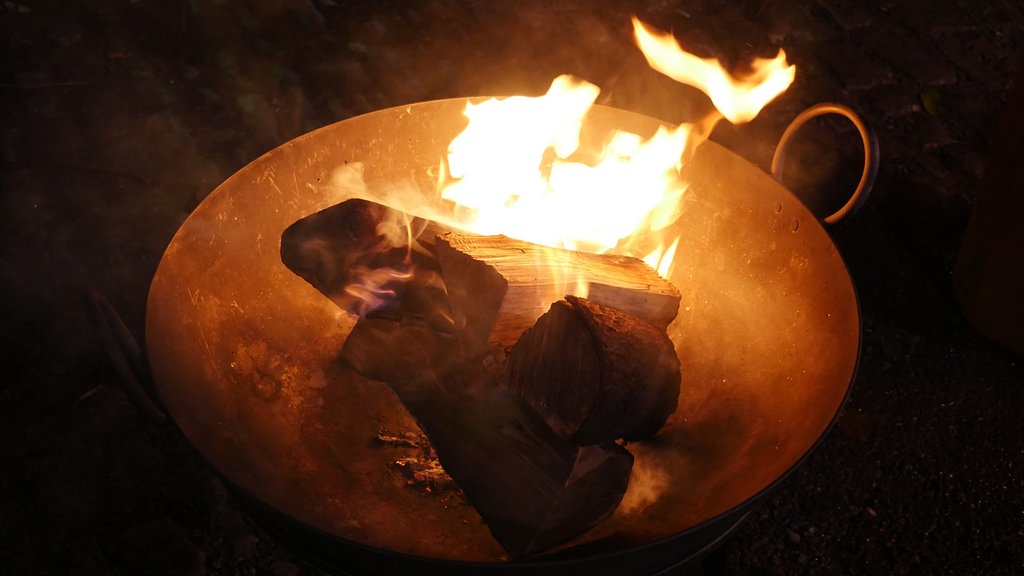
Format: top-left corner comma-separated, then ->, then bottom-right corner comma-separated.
2,1 -> 1022,574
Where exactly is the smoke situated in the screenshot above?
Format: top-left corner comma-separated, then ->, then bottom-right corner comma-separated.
617,453 -> 670,515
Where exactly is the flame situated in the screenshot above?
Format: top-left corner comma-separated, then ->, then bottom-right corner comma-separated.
344,209 -> 420,316
341,17 -> 796,307
631,16 -> 795,124
643,236 -> 679,279
435,18 -> 795,282
343,265 -> 414,316
442,75 -> 691,264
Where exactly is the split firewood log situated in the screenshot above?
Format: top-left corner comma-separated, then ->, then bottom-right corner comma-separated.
339,317 -> 633,558
435,232 -> 680,355
503,295 -> 681,445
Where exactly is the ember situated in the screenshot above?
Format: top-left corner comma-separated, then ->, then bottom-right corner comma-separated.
375,429 -> 459,493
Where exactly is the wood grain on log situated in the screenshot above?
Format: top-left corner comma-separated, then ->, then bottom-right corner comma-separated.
435,233 -> 680,353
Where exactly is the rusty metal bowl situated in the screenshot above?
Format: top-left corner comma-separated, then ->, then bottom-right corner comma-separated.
146,98 -> 868,574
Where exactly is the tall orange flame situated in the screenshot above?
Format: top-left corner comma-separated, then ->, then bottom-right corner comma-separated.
442,74 -> 690,258
339,16 -> 797,311
631,16 -> 796,124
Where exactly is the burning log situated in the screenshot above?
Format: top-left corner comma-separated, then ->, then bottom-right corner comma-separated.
435,232 -> 680,354
503,296 -> 680,445
340,318 -> 632,558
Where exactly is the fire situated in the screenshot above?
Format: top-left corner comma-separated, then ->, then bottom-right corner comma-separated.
631,17 -> 795,125
439,17 -> 794,281
338,17 -> 795,312
443,75 -> 690,258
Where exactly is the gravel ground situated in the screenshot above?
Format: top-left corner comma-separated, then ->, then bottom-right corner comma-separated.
2,1 -> 1022,574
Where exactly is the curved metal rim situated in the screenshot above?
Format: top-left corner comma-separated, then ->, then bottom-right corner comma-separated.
771,102 -> 880,224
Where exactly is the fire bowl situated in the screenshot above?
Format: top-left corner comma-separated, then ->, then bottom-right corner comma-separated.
146,98 -> 859,574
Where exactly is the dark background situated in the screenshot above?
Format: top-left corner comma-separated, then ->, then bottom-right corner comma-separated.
2,1 -> 1022,574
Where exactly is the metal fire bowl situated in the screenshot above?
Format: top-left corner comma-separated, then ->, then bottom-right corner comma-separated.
146,99 -> 860,572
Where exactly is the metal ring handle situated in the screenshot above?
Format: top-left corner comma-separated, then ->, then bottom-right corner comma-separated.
771,102 -> 879,224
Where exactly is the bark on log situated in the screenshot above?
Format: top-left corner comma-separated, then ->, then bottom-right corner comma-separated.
339,317 -> 633,558
435,233 -> 680,354
503,296 -> 681,444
